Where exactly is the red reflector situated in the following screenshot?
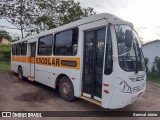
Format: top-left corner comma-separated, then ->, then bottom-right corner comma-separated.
104,90 -> 109,93
103,84 -> 109,87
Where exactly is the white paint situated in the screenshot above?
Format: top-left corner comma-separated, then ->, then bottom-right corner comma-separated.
142,40 -> 160,71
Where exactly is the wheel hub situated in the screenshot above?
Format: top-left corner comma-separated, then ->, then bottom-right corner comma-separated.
62,81 -> 71,96
18,69 -> 22,79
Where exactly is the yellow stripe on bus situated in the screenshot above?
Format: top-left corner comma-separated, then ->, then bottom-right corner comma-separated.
11,56 -> 80,70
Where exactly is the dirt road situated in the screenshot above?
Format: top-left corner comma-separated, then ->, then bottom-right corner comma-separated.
0,72 -> 160,120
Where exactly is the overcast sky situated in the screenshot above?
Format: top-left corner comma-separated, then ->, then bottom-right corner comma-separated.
75,0 -> 160,43
1,0 -> 160,43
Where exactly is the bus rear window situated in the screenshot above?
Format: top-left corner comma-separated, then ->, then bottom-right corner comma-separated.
12,44 -> 16,55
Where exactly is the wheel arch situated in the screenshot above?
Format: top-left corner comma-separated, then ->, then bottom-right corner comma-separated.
55,74 -> 71,89
57,74 -> 75,102
17,65 -> 22,72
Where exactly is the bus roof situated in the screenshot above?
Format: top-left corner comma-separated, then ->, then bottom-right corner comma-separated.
12,13 -> 133,44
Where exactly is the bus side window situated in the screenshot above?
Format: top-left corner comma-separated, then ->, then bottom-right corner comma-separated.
21,41 -> 27,56
12,44 -> 17,55
16,43 -> 21,56
54,28 -> 78,55
38,34 -> 53,56
104,25 -> 113,75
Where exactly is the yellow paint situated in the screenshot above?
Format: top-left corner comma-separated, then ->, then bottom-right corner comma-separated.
80,96 -> 101,106
11,56 -> 80,70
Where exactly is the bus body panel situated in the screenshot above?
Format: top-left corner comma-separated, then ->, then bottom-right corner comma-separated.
11,59 -> 28,77
101,25 -> 146,108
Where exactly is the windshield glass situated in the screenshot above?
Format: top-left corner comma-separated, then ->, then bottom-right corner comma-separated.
133,30 -> 145,71
115,25 -> 145,72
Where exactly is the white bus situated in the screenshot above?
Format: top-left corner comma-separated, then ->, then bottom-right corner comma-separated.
11,13 -> 146,109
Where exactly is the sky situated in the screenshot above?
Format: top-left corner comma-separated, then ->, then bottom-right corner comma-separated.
75,0 -> 160,43
1,0 -> 160,43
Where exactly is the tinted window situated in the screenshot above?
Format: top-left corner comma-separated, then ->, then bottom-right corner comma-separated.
54,28 -> 78,55
16,43 -> 21,55
12,44 -> 17,55
96,29 -> 105,68
21,41 -> 27,55
38,34 -> 53,55
104,25 -> 113,75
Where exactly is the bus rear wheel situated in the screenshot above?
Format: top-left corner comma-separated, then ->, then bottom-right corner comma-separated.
59,76 -> 75,102
18,67 -> 24,80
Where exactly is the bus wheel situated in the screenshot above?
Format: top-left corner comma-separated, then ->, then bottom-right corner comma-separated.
59,76 -> 75,102
18,67 -> 24,80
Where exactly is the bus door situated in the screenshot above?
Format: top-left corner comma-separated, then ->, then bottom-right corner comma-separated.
30,42 -> 36,78
83,28 -> 106,100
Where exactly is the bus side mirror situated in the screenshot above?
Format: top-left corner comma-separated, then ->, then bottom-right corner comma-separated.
125,30 -> 133,47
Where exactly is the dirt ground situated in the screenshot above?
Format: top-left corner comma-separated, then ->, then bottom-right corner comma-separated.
0,72 -> 160,120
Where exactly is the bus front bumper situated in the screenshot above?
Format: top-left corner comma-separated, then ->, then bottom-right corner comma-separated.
106,87 -> 145,109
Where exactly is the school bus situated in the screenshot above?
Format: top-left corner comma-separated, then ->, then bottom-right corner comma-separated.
11,13 -> 146,109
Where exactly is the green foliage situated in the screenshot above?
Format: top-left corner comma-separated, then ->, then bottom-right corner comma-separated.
0,30 -> 12,41
0,0 -> 96,37
151,64 -> 156,72
0,54 -> 4,62
55,0 -> 96,25
147,72 -> 160,83
0,0 -> 40,38
0,62 -> 10,72
31,0 -> 96,34
152,56 -> 160,73
0,44 -> 11,62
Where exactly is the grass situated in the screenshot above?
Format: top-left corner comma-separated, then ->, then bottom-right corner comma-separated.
147,72 -> 160,83
0,62 -> 10,72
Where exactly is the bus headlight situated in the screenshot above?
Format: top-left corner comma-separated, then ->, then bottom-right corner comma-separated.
119,81 -> 132,93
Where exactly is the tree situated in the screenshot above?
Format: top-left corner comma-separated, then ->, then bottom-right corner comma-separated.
151,64 -> 156,73
0,0 -> 39,38
0,30 -> 12,41
56,0 -> 96,25
154,56 -> 160,73
0,0 -> 96,37
32,0 -> 96,34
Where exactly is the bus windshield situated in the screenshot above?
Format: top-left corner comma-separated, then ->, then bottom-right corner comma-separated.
115,25 -> 145,72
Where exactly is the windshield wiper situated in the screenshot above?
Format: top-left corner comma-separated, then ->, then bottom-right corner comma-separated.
133,41 -> 138,74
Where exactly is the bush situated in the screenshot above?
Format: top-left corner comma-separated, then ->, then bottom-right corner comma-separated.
151,64 -> 156,72
152,56 -> 160,73
0,44 -> 11,62
0,51 -> 11,62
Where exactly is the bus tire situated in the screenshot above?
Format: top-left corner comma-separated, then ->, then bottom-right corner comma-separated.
59,76 -> 75,102
18,66 -> 24,80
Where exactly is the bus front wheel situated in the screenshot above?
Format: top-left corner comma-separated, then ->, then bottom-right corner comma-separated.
59,76 -> 75,102
18,67 -> 24,80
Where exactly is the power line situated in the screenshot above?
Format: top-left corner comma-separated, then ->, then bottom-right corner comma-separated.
0,25 -> 19,30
